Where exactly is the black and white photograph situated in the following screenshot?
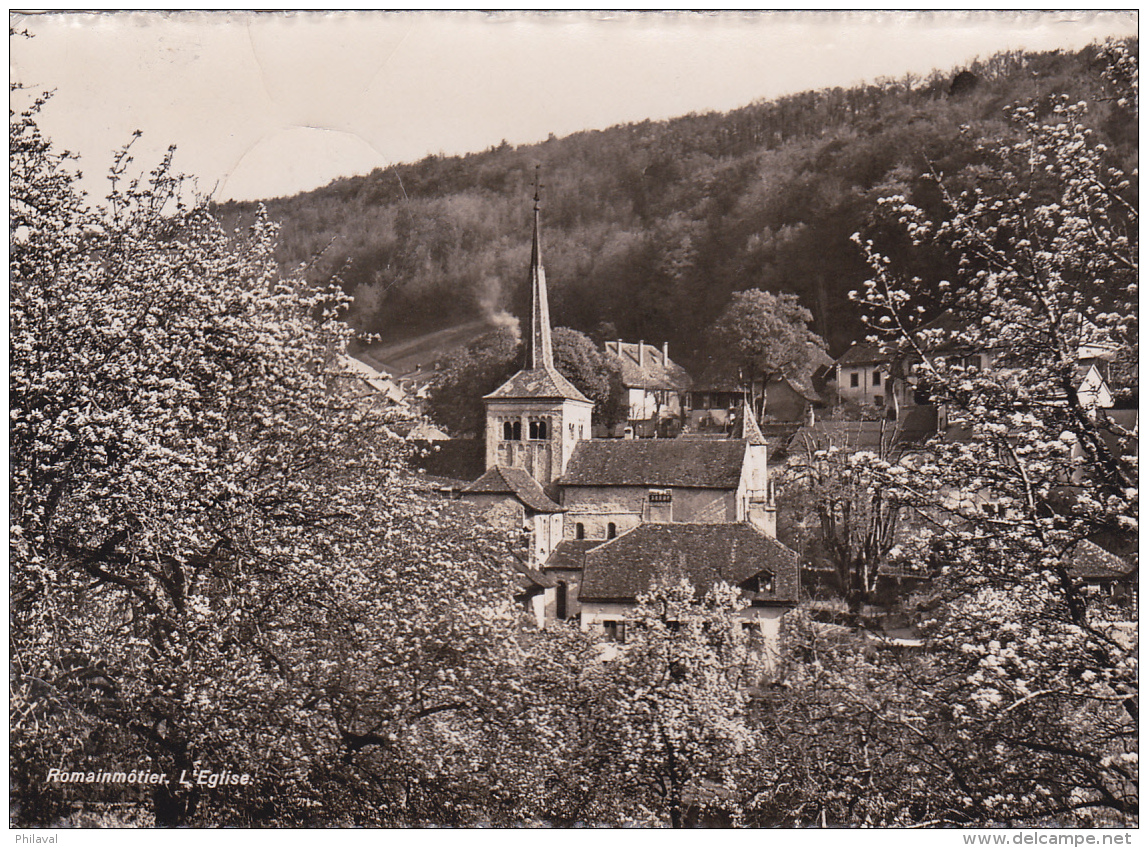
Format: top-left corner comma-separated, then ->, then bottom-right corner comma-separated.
9,9 -> 1138,832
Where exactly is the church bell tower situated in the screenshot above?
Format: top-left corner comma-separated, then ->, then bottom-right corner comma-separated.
482,171 -> 593,488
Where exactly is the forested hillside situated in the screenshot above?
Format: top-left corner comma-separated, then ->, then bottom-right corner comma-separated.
214,42 -> 1136,366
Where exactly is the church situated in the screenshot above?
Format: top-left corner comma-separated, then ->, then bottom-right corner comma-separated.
459,187 -> 800,653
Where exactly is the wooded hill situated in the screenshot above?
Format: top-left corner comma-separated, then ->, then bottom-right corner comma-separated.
214,42 -> 1137,369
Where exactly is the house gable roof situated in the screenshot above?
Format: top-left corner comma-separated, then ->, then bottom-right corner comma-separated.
484,364 -> 591,403
836,342 -> 889,367
463,465 -> 564,513
605,341 -> 692,392
1068,540 -> 1134,582
338,354 -> 410,406
560,439 -> 749,489
578,523 -> 800,604
772,373 -> 823,404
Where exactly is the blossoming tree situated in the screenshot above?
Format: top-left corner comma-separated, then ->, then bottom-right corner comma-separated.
10,93 -> 518,826
849,41 -> 1137,823
582,579 -> 769,827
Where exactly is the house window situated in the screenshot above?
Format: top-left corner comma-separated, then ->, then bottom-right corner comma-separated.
850,372 -> 860,388
513,421 -> 522,440
649,489 -> 672,504
964,355 -> 982,370
741,620 -> 763,645
874,395 -> 884,407
575,523 -> 585,540
602,621 -> 625,643
757,572 -> 774,593
872,370 -> 881,387
502,421 -> 515,440
556,581 -> 568,621
607,522 -> 617,539
529,419 -> 548,440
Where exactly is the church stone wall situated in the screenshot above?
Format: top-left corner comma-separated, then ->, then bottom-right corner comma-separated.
561,485 -> 736,536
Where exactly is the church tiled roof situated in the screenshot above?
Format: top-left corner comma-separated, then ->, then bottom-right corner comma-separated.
578,523 -> 800,604
484,365 -> 591,403
560,440 -> 749,489
510,555 -> 557,590
463,465 -> 564,513
543,539 -> 602,570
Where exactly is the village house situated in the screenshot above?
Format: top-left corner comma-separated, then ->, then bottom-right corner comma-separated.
602,339 -> 692,436
339,353 -> 413,412
1069,539 -> 1138,607
576,523 -> 800,648
834,310 -> 1119,433
683,376 -> 743,431
833,342 -> 906,413
457,189 -> 800,653
687,343 -> 832,429
763,353 -> 833,423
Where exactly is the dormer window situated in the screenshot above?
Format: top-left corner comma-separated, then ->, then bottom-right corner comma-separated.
649,489 -> 672,504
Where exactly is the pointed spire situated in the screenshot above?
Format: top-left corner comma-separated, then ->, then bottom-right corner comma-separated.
735,401 -> 768,445
527,166 -> 554,371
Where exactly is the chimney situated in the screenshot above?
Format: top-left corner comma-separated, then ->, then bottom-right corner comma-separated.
616,339 -> 623,358
638,340 -> 645,369
662,342 -> 669,367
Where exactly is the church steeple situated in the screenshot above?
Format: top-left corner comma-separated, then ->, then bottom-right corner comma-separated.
527,167 -> 555,371
482,177 -> 592,487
